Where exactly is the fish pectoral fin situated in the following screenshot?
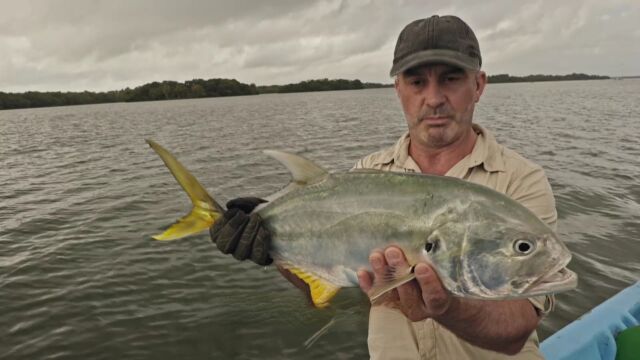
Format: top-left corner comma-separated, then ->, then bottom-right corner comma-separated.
368,264 -> 416,304
282,266 -> 340,308
152,207 -> 217,241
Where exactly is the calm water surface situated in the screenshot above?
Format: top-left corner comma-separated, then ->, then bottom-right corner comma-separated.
1,80 -> 639,359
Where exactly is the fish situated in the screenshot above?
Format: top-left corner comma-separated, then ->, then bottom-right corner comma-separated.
146,140 -> 577,308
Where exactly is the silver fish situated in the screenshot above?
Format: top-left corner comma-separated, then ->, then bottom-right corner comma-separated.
147,140 -> 577,307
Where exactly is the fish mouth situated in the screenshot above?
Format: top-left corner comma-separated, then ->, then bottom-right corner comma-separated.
525,262 -> 578,295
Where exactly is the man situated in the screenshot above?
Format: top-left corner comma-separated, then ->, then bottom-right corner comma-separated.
210,15 -> 556,359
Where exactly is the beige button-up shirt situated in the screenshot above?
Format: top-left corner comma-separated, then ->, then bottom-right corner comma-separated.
354,124 -> 557,360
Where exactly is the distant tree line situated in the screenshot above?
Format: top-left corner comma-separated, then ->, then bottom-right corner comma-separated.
1,73 -> 611,110
488,73 -> 609,83
0,78 -> 392,110
0,78 -> 258,110
126,78 -> 258,102
0,90 -> 127,110
257,78 -> 390,94
362,82 -> 394,89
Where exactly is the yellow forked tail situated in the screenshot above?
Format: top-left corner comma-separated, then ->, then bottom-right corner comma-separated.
146,140 -> 223,240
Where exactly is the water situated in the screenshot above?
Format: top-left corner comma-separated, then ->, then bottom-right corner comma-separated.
1,80 -> 639,359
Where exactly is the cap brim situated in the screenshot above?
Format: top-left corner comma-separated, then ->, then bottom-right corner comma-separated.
390,49 -> 480,76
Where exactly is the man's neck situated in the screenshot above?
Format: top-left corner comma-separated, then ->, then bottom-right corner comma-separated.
409,128 -> 478,176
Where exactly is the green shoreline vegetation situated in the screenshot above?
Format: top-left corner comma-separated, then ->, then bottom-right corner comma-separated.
0,73 -> 611,110
488,73 -> 609,83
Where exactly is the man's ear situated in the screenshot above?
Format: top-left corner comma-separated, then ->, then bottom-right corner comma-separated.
394,76 -> 400,97
474,71 -> 487,102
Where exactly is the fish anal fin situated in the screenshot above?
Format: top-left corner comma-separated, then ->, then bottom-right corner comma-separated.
279,265 -> 340,308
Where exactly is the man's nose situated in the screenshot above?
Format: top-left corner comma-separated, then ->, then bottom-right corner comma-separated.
423,83 -> 446,109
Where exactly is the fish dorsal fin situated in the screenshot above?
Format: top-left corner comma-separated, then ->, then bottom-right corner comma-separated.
351,168 -> 386,174
263,150 -> 329,186
279,264 -> 340,308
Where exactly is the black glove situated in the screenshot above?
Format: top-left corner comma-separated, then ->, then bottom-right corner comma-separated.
209,197 -> 273,266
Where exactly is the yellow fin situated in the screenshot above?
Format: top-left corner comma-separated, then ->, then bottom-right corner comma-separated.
152,206 -> 217,241
285,266 -> 340,308
146,139 -> 223,240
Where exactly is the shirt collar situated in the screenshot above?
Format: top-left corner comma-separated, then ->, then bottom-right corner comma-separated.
383,124 -> 506,173
464,124 -> 506,173
393,133 -> 422,172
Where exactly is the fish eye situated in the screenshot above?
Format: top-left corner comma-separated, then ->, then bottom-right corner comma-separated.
513,239 -> 535,255
425,238 -> 439,253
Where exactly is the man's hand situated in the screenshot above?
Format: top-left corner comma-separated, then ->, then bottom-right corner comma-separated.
209,197 -> 272,266
358,245 -> 540,355
357,246 -> 452,321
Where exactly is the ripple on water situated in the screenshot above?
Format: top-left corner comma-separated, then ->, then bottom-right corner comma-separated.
1,84 -> 639,358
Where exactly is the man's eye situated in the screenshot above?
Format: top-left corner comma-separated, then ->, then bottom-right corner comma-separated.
410,79 -> 424,86
445,76 -> 461,82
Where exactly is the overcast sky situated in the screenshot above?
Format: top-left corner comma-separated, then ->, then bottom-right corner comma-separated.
1,0 -> 638,92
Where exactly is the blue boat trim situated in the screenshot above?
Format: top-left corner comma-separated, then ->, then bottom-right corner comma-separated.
540,281 -> 640,360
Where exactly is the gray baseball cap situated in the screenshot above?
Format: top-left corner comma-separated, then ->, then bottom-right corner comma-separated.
390,15 -> 482,76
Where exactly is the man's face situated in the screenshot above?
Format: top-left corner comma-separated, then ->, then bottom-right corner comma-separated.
395,64 -> 486,150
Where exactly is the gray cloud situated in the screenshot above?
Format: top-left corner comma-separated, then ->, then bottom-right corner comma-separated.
1,0 -> 638,92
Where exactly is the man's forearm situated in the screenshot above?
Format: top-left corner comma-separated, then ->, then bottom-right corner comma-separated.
435,298 -> 540,355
